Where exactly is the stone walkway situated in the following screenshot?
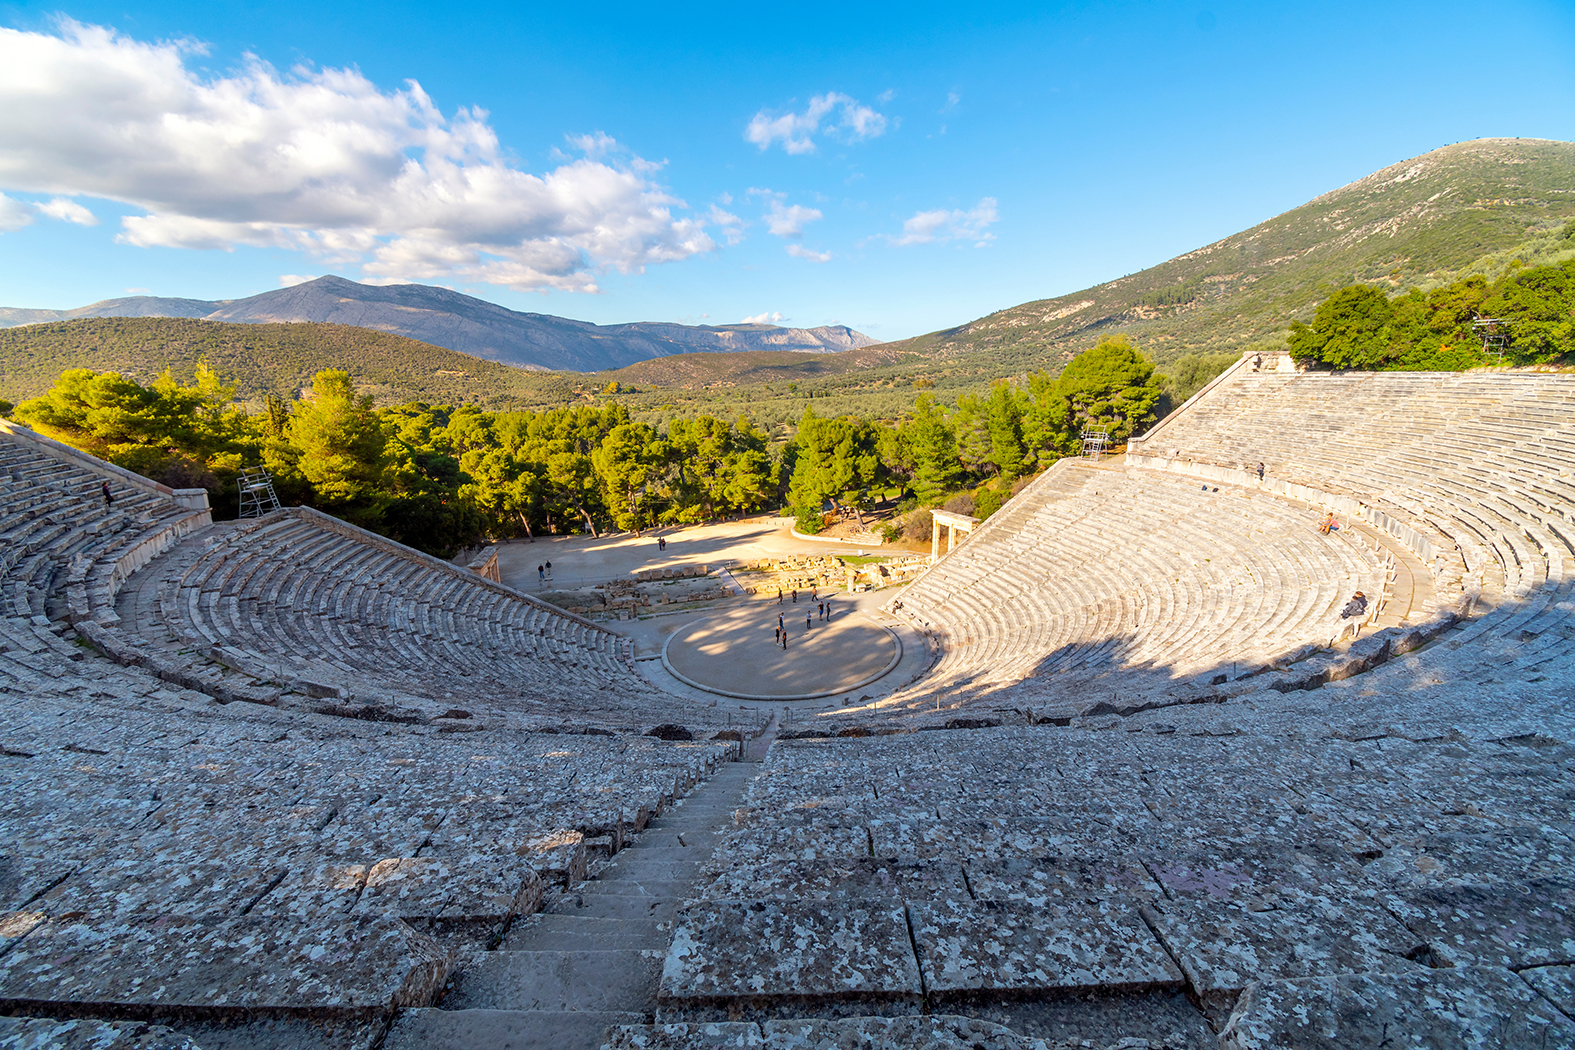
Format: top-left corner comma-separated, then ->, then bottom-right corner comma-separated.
383,716 -> 782,1050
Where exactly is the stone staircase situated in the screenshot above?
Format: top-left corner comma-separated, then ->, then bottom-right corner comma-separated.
383,717 -> 781,1050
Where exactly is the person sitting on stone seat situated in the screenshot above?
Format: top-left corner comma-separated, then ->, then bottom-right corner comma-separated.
1319,512 -> 1339,535
1340,591 -> 1368,621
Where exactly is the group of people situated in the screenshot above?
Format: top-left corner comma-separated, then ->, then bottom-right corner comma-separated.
536,561 -> 553,583
770,592 -> 834,650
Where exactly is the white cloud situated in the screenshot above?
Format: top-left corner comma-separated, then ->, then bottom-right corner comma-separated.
748,189 -> 822,239
0,20 -> 724,291
278,274 -> 318,287
742,310 -> 784,324
785,244 -> 832,264
37,197 -> 98,225
707,204 -> 744,245
764,201 -> 822,238
888,197 -> 999,247
744,92 -> 887,154
0,193 -> 32,232
0,191 -> 100,231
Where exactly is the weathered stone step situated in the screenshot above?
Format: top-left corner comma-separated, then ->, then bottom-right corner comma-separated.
605,1015 -> 1057,1049
0,915 -> 448,1019
386,1007 -> 645,1050
605,844 -> 711,866
622,827 -> 725,852
443,949 -> 663,1013
575,879 -> 692,899
504,914 -> 668,952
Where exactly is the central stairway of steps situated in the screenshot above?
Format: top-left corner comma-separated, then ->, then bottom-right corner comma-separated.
384,715 -> 782,1050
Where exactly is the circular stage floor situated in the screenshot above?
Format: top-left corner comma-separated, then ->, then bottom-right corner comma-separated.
662,603 -> 901,700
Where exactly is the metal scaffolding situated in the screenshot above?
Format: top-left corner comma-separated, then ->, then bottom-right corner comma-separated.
238,467 -> 282,518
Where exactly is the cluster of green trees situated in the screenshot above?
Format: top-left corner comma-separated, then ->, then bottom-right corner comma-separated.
1289,250 -> 1575,370
9,336 -> 1168,554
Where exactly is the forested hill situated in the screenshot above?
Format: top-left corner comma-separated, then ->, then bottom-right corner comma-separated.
0,318 -> 576,408
881,138 -> 1575,375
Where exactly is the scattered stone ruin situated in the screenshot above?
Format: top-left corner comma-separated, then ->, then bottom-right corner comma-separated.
3,355 -> 1575,1050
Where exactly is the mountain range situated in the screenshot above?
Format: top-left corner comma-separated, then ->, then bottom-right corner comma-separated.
0,275 -> 879,372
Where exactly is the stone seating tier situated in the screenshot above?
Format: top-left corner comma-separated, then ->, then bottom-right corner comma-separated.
0,656 -> 739,1035
657,694 -> 1575,1044
102,507 -> 674,723
1127,369 -> 1575,687
885,462 -> 1384,717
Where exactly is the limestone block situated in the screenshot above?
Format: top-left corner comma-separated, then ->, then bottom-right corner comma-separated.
34,856 -> 291,920
1520,963 -> 1575,1018
1366,828 -> 1573,890
519,829 -> 589,884
0,1016 -> 204,1049
908,898 -> 1181,1004
701,858 -> 967,902
0,915 -> 450,1015
425,827 -> 587,885
355,852 -> 544,931
760,1015 -> 1051,1048
660,901 -> 922,1017
706,825 -> 871,872
1141,844 -> 1373,910
604,1022 -> 764,1048
964,855 -> 1162,904
0,855 -> 78,911
1389,879 -> 1575,970
0,910 -> 45,954
870,817 -> 1086,861
1141,895 -> 1425,1024
248,860 -> 369,920
1220,966 -> 1575,1050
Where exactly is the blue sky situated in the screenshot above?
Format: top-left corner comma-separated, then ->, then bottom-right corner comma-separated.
0,1 -> 1571,342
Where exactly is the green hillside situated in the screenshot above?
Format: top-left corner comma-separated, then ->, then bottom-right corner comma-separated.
0,317 -> 578,409
875,138 -> 1575,373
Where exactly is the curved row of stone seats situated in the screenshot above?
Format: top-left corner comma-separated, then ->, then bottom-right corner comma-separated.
107,506 -> 654,719
0,646 -> 739,1041
1126,361 -> 1575,682
886,460 -> 1383,714
0,424 -> 210,694
662,686 -> 1574,1044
